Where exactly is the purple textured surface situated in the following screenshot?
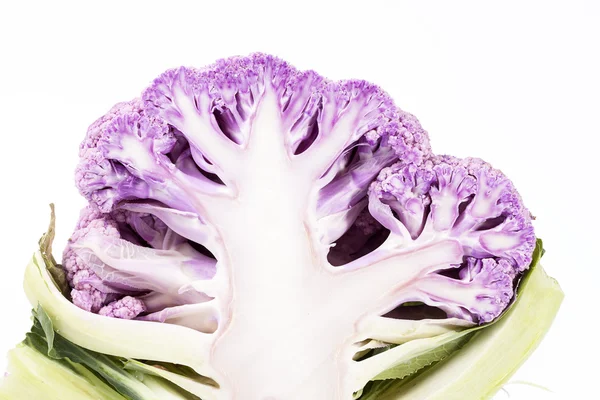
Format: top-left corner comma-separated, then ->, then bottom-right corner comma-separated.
64,53 -> 534,325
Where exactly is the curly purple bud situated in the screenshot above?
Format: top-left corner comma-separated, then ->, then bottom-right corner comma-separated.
99,296 -> 146,319
371,155 -> 535,270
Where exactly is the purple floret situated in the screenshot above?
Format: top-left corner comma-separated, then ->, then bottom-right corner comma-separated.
69,290 -> 107,315
63,53 -> 535,329
63,207 -> 121,312
372,155 -> 535,270
76,53 -> 432,251
99,296 -> 146,319
142,53 -> 430,162
369,155 -> 535,323
62,203 -> 216,322
416,257 -> 519,323
76,99 -> 178,213
62,206 -> 158,317
461,257 -> 518,323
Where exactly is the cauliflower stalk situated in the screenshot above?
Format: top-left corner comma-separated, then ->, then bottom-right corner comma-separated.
0,54 -> 562,400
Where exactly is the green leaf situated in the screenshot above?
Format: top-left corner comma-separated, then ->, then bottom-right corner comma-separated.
24,306 -> 162,400
124,360 -> 217,400
17,303 -> 216,400
0,344 -> 128,400
358,380 -> 399,400
373,331 -> 474,381
38,204 -> 70,298
32,304 -> 56,357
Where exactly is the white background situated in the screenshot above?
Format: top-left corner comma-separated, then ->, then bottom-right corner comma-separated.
0,1 -> 597,399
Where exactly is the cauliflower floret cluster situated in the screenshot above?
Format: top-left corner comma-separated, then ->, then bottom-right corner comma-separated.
64,53 -> 534,332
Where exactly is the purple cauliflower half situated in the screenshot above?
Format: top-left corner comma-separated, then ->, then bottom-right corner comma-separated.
63,52 -> 534,332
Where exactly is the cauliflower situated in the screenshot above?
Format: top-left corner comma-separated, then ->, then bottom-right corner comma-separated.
0,54 -> 562,400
